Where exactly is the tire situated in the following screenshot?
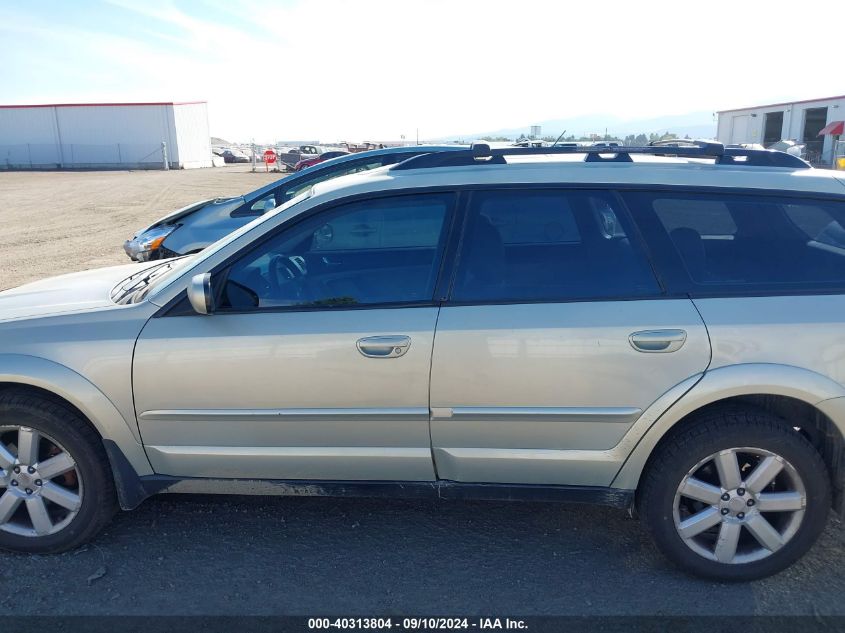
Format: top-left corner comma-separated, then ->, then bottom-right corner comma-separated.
639,406 -> 831,581
0,391 -> 117,553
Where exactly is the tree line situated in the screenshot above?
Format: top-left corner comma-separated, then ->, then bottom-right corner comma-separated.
479,132 -> 688,145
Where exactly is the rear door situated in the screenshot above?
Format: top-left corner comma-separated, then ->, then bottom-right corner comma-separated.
429,188 -> 711,486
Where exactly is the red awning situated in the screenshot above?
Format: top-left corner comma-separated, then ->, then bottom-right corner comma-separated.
819,121 -> 845,136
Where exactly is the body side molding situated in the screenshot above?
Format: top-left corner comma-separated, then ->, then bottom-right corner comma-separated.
433,407 -> 642,424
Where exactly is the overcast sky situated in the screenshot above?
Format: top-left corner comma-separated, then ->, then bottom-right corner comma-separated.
1,0 -> 841,142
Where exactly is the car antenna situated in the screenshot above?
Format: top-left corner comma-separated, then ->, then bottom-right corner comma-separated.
551,130 -> 567,148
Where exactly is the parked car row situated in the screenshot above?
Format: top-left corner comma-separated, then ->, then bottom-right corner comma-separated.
294,150 -> 349,171
212,145 -> 374,171
212,148 -> 251,164
274,145 -> 323,170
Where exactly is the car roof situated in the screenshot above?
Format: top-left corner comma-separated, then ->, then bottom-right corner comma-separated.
307,154 -> 845,203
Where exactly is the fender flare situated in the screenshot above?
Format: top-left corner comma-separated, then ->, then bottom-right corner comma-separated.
0,353 -> 153,478
611,363 -> 845,490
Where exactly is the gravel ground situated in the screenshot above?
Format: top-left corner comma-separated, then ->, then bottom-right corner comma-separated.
0,166 -> 843,617
0,165 -> 280,290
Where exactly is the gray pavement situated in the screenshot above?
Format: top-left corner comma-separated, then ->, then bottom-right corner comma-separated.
0,494 -> 842,616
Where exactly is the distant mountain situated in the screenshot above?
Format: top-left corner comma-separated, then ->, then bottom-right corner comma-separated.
442,111 -> 717,141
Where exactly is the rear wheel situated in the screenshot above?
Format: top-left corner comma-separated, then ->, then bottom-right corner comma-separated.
0,391 -> 116,553
639,407 -> 831,580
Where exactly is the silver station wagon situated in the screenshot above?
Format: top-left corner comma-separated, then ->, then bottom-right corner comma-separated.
1,142 -> 843,581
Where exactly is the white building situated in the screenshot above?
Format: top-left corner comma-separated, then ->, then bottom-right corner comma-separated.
0,101 -> 212,170
717,95 -> 845,165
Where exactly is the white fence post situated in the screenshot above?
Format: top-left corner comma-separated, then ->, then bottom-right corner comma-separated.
161,141 -> 170,170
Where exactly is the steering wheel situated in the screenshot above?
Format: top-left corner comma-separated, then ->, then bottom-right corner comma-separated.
268,254 -> 306,299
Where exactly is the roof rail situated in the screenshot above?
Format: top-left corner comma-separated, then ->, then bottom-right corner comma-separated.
391,140 -> 811,171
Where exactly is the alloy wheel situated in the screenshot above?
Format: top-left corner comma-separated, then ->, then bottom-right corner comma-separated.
673,447 -> 806,564
0,425 -> 83,537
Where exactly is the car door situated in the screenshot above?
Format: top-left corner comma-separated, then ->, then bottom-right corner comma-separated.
133,191 -> 456,481
429,188 -> 711,486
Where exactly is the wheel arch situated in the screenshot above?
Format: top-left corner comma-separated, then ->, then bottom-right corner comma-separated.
0,354 -> 153,481
613,363 -> 845,514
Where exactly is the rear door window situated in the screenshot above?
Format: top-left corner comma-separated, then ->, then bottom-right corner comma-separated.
451,189 -> 661,302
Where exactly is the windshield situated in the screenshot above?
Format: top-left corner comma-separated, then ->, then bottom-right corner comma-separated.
142,191 -> 313,303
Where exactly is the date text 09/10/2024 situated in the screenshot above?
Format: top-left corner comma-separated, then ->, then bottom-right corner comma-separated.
307,618 -> 528,630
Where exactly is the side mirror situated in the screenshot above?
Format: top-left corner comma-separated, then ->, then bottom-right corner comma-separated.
188,273 -> 215,315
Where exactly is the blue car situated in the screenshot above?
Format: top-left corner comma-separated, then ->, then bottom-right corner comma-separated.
124,145 -> 463,261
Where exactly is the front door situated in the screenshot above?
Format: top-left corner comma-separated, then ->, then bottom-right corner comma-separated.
133,192 -> 455,481
429,188 -> 711,486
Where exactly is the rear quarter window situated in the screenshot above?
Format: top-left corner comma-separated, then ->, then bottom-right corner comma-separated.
627,191 -> 845,295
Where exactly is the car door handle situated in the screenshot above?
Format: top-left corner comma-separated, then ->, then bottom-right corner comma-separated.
356,336 -> 411,358
629,329 -> 687,353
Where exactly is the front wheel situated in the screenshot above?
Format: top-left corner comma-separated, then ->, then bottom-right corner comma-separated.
0,392 -> 117,553
639,407 -> 831,581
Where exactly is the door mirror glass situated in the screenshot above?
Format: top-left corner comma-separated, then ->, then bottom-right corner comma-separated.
188,273 -> 215,314
250,194 -> 276,214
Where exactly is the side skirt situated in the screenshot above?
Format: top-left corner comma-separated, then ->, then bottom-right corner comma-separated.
142,475 -> 633,509
104,440 -> 634,510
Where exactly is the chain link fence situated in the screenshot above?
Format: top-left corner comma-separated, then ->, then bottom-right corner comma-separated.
0,142 -> 169,170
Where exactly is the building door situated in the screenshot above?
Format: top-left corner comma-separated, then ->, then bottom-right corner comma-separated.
730,115 -> 750,144
802,107 -> 828,164
763,111 -> 784,147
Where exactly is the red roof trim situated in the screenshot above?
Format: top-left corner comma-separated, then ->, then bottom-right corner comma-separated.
0,101 -> 207,109
717,95 -> 845,114
819,121 -> 845,136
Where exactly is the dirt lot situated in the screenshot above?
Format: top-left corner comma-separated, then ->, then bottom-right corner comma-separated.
0,165 -> 280,290
0,166 -> 843,618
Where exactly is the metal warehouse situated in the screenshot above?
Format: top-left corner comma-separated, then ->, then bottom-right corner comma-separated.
0,101 -> 212,170
717,94 -> 845,166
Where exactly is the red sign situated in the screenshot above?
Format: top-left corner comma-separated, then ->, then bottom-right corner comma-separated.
263,150 -> 277,164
